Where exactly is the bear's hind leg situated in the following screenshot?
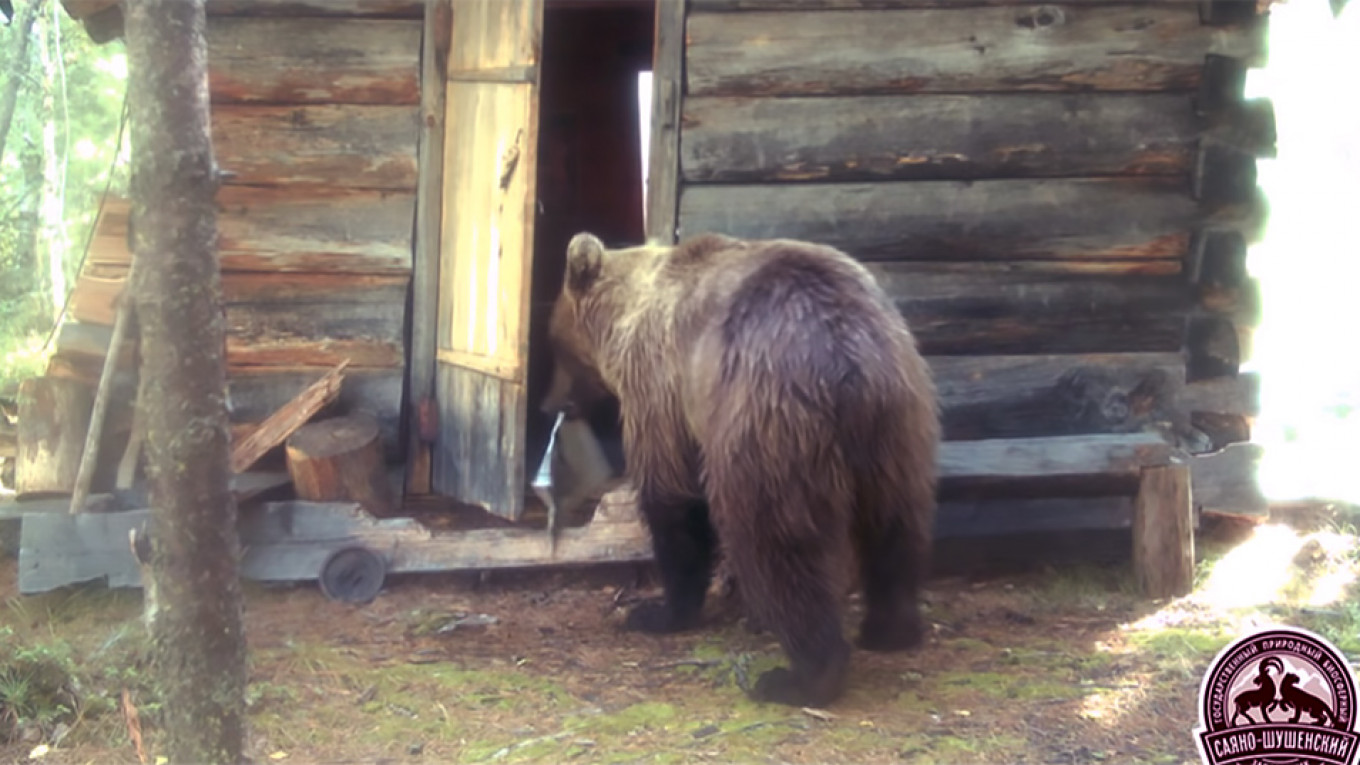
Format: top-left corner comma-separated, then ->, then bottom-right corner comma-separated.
723,518 -> 851,708
852,442 -> 932,652
854,514 -> 926,652
625,496 -> 716,634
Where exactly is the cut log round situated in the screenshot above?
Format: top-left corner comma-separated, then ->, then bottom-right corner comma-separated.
15,376 -> 95,496
285,412 -> 395,517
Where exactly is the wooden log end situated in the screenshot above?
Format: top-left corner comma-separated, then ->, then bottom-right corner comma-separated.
1133,463 -> 1195,599
285,412 -> 395,518
1195,142 -> 1260,207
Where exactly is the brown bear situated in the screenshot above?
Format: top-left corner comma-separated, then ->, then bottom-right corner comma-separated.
541,231 -> 939,708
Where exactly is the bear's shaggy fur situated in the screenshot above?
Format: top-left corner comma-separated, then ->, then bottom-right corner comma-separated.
542,232 -> 939,707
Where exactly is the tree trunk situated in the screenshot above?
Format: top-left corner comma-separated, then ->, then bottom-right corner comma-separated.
37,1 -> 63,324
0,0 -> 46,169
124,1 -> 246,763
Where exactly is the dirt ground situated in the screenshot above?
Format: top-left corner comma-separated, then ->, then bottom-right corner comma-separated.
3,506 -> 1358,765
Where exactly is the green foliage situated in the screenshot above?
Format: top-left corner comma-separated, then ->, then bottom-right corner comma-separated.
1,2 -> 128,393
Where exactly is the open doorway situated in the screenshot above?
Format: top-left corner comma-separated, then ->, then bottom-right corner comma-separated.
525,0 -> 656,515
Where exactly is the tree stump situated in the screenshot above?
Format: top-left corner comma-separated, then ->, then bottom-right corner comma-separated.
16,376 -> 95,496
285,412 -> 395,517
1133,463 -> 1195,599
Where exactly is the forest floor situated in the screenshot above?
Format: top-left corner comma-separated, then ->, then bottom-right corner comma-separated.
2,503 -> 1359,765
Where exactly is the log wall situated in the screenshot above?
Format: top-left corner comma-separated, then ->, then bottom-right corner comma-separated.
55,0 -> 423,463
675,1 -> 1272,478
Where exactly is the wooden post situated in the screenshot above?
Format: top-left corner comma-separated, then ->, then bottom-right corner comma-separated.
70,298 -> 134,514
286,412 -> 396,518
645,0 -> 685,243
15,376 -> 95,496
1133,463 -> 1195,599
405,0 -> 449,495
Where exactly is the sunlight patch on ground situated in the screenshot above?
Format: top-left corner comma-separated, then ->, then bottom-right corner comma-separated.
1078,521 -> 1360,730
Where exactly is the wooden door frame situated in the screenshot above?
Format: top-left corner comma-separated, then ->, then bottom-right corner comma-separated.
406,0 -> 685,505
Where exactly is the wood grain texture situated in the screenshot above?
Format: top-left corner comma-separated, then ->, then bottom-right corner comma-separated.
691,0 -> 1167,8
432,363 -> 527,520
227,366 -> 404,463
431,0 -> 544,519
407,0 -> 450,495
207,17 -> 420,104
93,190 -> 415,273
216,186 -> 415,273
1133,463 -> 1194,598
686,5 -> 1266,96
213,105 -> 420,189
206,0 -> 423,16
930,353 -> 1185,441
682,93 -> 1199,183
1190,442 -> 1266,517
679,178 -> 1199,262
874,265 -> 1194,355
646,0 -> 685,242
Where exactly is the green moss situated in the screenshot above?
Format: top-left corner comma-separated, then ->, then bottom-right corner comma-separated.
931,670 -> 1086,703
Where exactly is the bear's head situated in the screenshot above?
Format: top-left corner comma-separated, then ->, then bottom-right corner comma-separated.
540,232 -> 615,418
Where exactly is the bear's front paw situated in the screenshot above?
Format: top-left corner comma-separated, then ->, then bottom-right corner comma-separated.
751,666 -> 844,708
856,613 -> 923,652
622,600 -> 694,633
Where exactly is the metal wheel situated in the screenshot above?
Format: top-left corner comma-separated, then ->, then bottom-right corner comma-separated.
318,546 -> 386,604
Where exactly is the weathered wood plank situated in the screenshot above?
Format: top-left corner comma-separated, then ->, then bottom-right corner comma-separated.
217,186 -> 415,273
646,0 -> 685,242
1191,442 -> 1267,517
930,353 -> 1185,441
873,265 -> 1192,355
432,364 -> 526,519
691,0 -> 1174,8
686,5 -> 1266,97
1179,372 -> 1259,417
936,496 -> 1132,539
206,0 -> 423,16
682,94 -> 1199,183
679,178 -> 1199,262
213,105 -> 420,189
406,0 -> 449,495
227,367 -> 404,462
1133,463 -> 1194,598
940,433 -> 1171,481
208,18 -> 421,105
89,190 -> 416,273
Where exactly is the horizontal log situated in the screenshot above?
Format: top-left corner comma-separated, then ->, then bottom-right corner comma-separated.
941,431 -> 1171,482
227,366 -> 404,462
692,0 -> 1152,8
64,0 -> 423,19
208,17 -> 420,105
225,303 -> 406,370
875,265 -> 1193,355
218,186 -> 416,273
936,496 -> 1132,538
213,105 -> 420,189
679,178 -> 1199,262
687,5 -> 1266,97
207,0 -> 422,16
683,93 -> 1199,183
87,190 -> 415,273
930,353 -> 1185,441
225,274 -> 409,368
1179,372 -> 1259,417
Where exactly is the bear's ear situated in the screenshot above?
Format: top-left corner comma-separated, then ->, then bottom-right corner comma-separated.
565,232 -> 605,294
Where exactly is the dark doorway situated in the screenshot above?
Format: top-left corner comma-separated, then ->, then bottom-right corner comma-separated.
526,0 -> 655,488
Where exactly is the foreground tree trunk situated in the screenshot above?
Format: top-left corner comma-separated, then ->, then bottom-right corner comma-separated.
124,1 -> 247,763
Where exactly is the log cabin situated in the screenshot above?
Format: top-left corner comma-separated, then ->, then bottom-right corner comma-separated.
49,0 -> 1274,594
